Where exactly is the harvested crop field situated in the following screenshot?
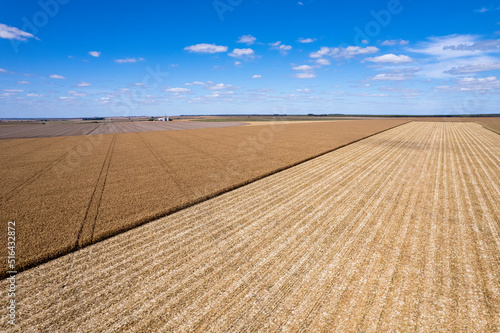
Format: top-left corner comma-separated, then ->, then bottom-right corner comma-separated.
0,119 -> 407,277
0,121 -> 245,140
2,122 -> 499,331
477,118 -> 500,134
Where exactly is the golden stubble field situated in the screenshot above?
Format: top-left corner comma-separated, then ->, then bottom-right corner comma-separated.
2,122 -> 498,332
0,119 -> 407,276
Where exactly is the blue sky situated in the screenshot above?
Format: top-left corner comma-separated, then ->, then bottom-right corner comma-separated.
0,0 -> 499,117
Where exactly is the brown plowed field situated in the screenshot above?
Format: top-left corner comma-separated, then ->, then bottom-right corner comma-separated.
0,119 -> 407,277
2,122 -> 498,331
0,121 -> 245,139
477,118 -> 500,134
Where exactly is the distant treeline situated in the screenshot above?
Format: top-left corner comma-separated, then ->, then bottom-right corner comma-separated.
82,117 -> 105,121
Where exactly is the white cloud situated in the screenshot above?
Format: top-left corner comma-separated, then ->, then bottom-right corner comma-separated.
67,90 -> 87,97
59,96 -> 75,100
297,88 -> 312,93
26,93 -> 42,97
234,61 -> 242,65
294,72 -> 316,79
298,38 -> 316,43
185,81 -> 205,86
445,62 -> 500,74
364,54 -> 413,64
411,35 -> 500,78
4,89 -> 23,92
436,76 -> 500,92
206,82 -> 234,90
114,58 -> 144,63
252,75 -> 262,79
89,51 -> 101,57
165,87 -> 191,93
381,39 -> 409,46
293,65 -> 314,71
410,35 -> 500,60
237,35 -> 256,45
310,47 -> 331,58
49,74 -> 66,79
315,58 -> 331,66
0,23 -> 39,41
475,7 -> 491,13
269,41 -> 292,55
371,73 -> 411,81
17,81 -> 31,84
228,48 -> 255,59
310,46 -> 379,59
184,43 -> 228,54
0,68 -> 7,73
76,82 -> 92,87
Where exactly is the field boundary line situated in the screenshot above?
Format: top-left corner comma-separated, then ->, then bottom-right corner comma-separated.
476,122 -> 500,136
1,120 -> 411,279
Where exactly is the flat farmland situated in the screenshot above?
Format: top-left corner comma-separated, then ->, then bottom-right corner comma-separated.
3,122 -> 499,331
0,119 -> 407,277
477,117 -> 500,134
0,120 -> 245,139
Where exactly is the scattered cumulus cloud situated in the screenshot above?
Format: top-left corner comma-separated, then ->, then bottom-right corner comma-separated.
205,82 -> 237,91
298,38 -> 316,43
228,48 -> 255,59
49,74 -> 66,79
252,75 -> 262,79
292,63 -> 316,79
237,35 -> 256,45
315,58 -> 331,66
364,54 -> 413,64
184,43 -> 228,54
17,81 -> 31,84
310,46 -> 379,59
381,39 -> 409,46
0,23 -> 39,41
294,72 -> 316,79
371,73 -> 412,81
76,82 -> 92,87
165,87 -> 191,93
436,76 -> 500,92
26,93 -> 42,97
89,51 -> 101,57
67,90 -> 87,97
4,89 -> 23,92
293,65 -> 314,71
269,41 -> 292,55
185,81 -> 205,86
114,57 -> 144,63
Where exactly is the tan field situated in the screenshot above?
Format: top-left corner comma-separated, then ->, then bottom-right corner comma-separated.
2,122 -> 499,331
0,119 -> 407,277
478,118 -> 500,134
0,120 -> 245,140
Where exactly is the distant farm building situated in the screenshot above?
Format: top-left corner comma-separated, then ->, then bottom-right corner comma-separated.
156,117 -> 171,121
